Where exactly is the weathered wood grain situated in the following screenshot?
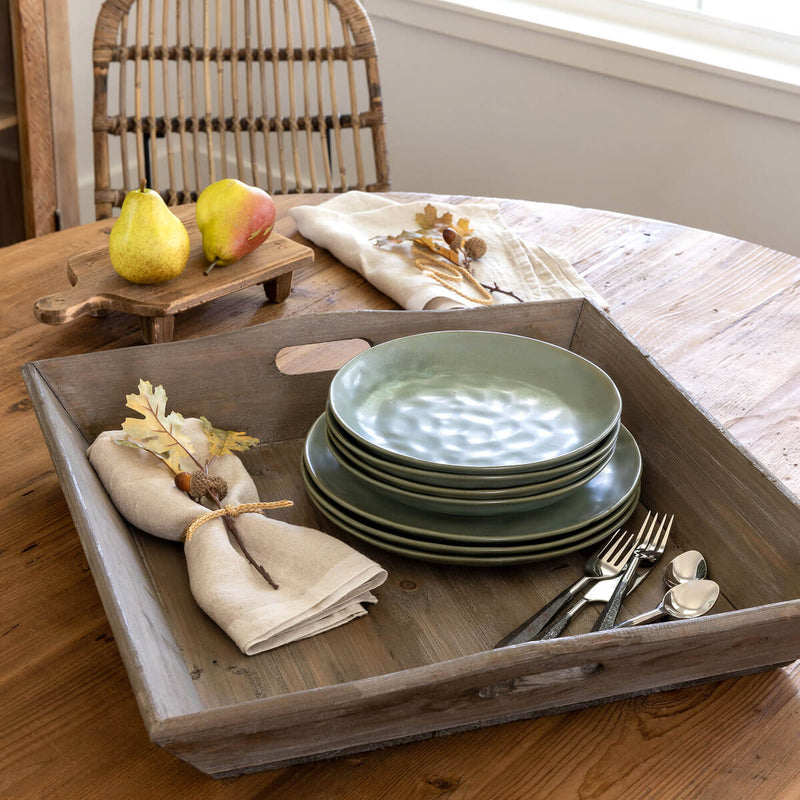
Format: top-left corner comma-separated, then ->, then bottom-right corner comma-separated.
571,302 -> 800,609
4,193 -> 800,797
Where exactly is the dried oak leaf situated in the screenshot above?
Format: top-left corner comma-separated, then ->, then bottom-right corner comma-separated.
416,236 -> 461,265
454,217 -> 473,236
117,437 -> 185,474
118,380 -> 195,473
415,203 -> 453,231
199,416 -> 259,457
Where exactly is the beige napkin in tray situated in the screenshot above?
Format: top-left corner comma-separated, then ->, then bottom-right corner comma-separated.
289,191 -> 607,311
87,418 -> 387,654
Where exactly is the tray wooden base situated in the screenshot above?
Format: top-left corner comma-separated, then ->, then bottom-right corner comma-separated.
32,212 -> 314,343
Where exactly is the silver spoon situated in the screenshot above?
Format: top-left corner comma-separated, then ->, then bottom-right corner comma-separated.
616,579 -> 719,627
663,549 -> 707,587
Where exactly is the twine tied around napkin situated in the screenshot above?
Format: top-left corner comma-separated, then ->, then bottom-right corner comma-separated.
183,500 -> 294,542
289,192 -> 607,311
87,418 -> 387,654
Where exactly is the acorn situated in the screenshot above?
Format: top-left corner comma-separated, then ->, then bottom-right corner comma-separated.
175,471 -> 193,494
442,227 -> 462,251
174,470 -> 227,502
463,236 -> 487,260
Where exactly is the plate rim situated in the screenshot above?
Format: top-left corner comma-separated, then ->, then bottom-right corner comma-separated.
326,409 -> 620,492
304,468 -> 641,556
327,330 -> 623,474
303,469 -> 641,565
325,422 -> 615,514
303,414 -> 643,543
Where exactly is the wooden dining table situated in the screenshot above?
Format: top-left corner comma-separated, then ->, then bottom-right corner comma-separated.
3,191 -> 800,799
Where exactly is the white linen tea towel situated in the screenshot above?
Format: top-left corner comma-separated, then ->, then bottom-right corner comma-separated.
290,191 -> 607,311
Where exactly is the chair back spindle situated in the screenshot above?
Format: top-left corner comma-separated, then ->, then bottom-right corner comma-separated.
92,0 -> 390,219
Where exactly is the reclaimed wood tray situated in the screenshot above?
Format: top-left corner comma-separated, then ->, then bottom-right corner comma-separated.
22,301 -> 800,776
32,213 -> 314,344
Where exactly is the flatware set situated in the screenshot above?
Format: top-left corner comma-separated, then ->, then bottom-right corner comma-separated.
495,514 -> 718,645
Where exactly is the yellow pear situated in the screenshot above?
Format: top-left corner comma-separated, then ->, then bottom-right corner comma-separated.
196,179 -> 276,275
109,182 -> 191,285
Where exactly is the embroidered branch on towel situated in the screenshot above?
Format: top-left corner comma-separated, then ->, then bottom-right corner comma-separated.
372,203 -> 522,303
114,379 -> 290,589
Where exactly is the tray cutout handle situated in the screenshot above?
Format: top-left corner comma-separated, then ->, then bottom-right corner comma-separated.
276,338 -> 372,375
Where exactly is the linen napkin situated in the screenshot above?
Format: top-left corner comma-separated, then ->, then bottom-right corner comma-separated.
87,418 -> 387,654
289,191 -> 607,310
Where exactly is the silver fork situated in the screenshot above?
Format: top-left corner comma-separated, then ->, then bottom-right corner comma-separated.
591,512 -> 674,631
494,527 -> 645,648
536,566 -> 652,640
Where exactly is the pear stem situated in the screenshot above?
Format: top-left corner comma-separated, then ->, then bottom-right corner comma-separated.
203,259 -> 220,276
139,179 -> 147,192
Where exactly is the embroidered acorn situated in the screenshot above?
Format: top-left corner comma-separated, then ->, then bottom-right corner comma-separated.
175,470 -> 228,502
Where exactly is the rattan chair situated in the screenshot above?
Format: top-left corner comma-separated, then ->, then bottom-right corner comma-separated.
92,0 -> 390,219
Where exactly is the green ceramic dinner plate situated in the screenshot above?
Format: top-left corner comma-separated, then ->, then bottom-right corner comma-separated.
324,419 -> 614,515
303,413 -> 642,544
303,463 -> 640,566
326,408 -> 620,490
303,467 -> 640,557
327,331 -> 621,474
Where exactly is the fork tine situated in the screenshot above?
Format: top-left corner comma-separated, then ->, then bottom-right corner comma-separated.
604,530 -> 635,566
605,511 -> 650,567
654,514 -> 674,554
640,512 -> 663,549
653,513 -> 670,545
626,511 -> 654,552
595,526 -> 632,559
611,523 -> 659,568
649,514 -> 667,546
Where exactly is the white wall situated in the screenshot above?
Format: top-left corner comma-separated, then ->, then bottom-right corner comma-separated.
366,12 -> 800,258
69,0 -> 105,225
69,1 -> 800,258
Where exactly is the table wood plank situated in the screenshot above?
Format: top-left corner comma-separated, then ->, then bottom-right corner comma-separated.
3,193 -> 800,798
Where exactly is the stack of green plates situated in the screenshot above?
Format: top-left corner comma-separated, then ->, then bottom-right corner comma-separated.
302,331 -> 641,565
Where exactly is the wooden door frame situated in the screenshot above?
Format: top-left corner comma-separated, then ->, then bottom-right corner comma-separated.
10,0 -> 79,237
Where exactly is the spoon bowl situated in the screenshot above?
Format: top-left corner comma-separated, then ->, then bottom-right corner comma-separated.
664,549 -> 707,587
617,579 -> 719,628
663,579 -> 719,618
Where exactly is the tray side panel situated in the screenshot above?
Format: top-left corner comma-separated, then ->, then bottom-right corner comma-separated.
30,300 -> 583,443
156,602 -> 800,775
22,364 -> 204,729
570,302 -> 800,609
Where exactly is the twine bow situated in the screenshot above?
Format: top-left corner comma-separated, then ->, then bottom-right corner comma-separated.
184,500 -> 294,543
